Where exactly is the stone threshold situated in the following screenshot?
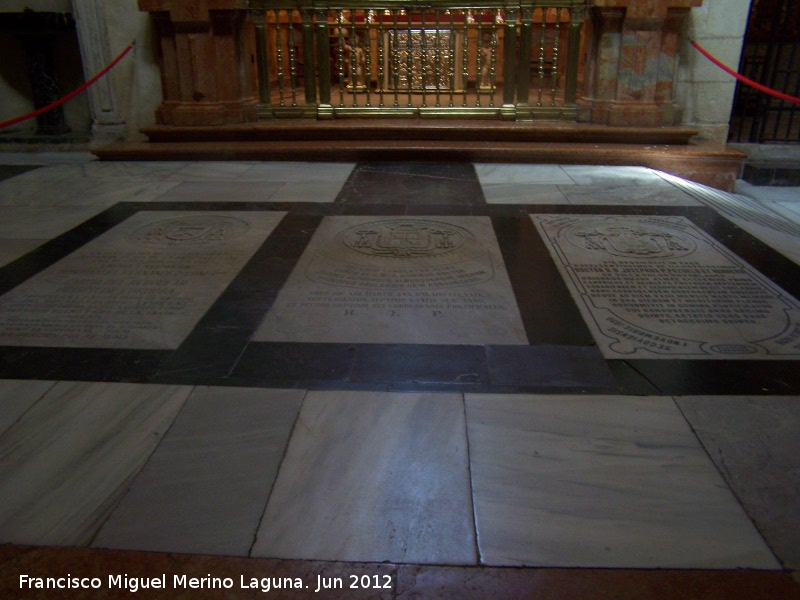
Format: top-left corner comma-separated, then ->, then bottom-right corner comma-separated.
138,120 -> 700,146
93,138 -> 745,191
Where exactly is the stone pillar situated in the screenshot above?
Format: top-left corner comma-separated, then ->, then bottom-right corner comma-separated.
71,0 -> 126,144
579,0 -> 702,127
138,0 -> 258,126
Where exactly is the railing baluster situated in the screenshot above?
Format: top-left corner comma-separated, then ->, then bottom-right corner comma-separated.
288,10 -> 298,106
421,9 -> 427,108
392,10 -> 400,107
434,10 -> 442,108
503,7 -> 517,107
274,10 -> 284,107
476,12 -> 483,107
462,11 -> 469,107
406,10 -> 413,107
315,9 -> 331,108
537,8 -> 546,106
302,9 -> 317,105
378,12 -> 385,108
490,9 -> 498,107
337,10 -> 345,108
448,10 -> 455,107
551,8 -> 561,107
564,6 -> 581,104
364,14 -> 372,107
517,5 -> 532,106
254,10 -> 270,105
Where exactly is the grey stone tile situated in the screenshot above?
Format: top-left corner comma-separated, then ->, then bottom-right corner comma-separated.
252,390 -> 476,565
465,394 -> 778,568
561,166 -> 673,186
0,379 -> 55,434
561,184 -> 702,206
0,382 -> 191,546
0,238 -> 46,267
480,183 -> 570,205
151,181 -> 286,203
674,395 -> 800,569
0,179 -> 181,208
93,387 -> 304,556
475,164 -> 574,185
0,206 -> 107,239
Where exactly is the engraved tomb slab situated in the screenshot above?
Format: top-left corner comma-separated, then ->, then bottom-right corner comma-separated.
533,214 -> 800,359
0,211 -> 285,349
253,216 -> 527,345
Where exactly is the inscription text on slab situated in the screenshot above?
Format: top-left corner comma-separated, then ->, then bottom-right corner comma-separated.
254,216 -> 527,345
533,215 -> 800,359
0,212 -> 285,349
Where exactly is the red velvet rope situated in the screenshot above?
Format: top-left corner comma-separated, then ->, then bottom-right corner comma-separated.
691,40 -> 800,105
0,42 -> 135,131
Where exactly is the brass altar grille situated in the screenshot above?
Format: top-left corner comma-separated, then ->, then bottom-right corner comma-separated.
249,1 -> 585,120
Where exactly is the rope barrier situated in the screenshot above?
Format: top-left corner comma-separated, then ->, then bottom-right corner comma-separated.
0,41 -> 135,131
691,40 -> 800,105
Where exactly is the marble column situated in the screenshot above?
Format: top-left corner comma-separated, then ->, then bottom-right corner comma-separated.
138,0 -> 259,126
579,0 -> 702,127
71,0 -> 126,143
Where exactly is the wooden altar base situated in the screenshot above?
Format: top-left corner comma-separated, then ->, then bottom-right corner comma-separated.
94,120 -> 746,191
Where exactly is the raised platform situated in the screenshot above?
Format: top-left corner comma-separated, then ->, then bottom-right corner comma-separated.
94,121 -> 746,191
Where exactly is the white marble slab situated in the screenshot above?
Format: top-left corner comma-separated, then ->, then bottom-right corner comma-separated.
252,391 -> 476,565
149,181 -> 285,203
0,210 -> 285,349
0,381 -> 191,546
267,180 -> 351,203
475,164 -> 575,185
560,166 -> 674,186
0,206 -> 107,239
480,183 -> 570,205
152,180 -> 346,204
0,179 -> 181,208
0,379 -> 55,435
562,185 -> 702,206
234,161 -> 355,184
675,395 -> 800,570
93,387 -> 304,556
465,393 -> 779,569
169,161 -> 355,183
77,161 -> 190,181
533,214 -> 800,359
254,216 -> 528,344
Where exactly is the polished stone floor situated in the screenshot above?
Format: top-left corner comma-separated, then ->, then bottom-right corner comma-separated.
0,153 -> 799,598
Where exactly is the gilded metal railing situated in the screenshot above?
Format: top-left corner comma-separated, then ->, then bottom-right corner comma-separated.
249,1 -> 585,120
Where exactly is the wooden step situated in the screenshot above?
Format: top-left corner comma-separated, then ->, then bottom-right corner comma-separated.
94,138 -> 745,191
139,120 -> 700,145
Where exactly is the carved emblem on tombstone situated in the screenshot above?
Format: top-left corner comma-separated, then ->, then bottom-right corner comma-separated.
566,222 -> 696,259
339,219 -> 470,257
128,215 -> 250,247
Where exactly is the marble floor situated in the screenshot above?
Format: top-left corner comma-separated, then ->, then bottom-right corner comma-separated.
0,153 -> 799,599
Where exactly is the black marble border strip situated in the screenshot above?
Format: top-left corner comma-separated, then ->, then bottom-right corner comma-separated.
223,342 -> 620,394
0,347 -> 170,382
150,213 -> 323,384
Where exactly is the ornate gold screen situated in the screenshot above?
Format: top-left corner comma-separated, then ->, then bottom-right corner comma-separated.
389,30 -> 453,90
